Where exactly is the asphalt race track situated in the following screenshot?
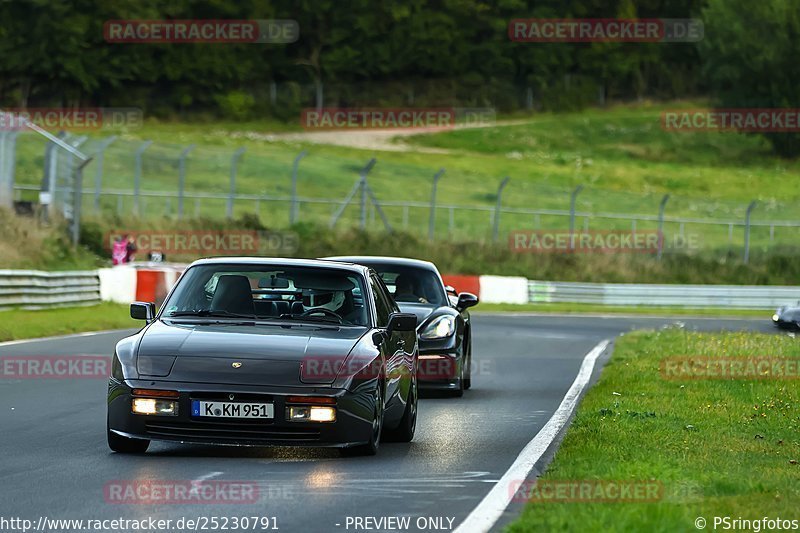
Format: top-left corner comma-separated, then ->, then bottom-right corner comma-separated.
0,314 -> 779,532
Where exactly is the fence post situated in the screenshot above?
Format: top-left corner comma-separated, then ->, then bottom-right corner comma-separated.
71,158 -> 93,247
492,176 -> 510,242
360,178 -> 367,229
744,200 -> 757,264
329,158 -> 381,230
177,143 -> 195,219
569,185 -> 584,249
0,132 -> 8,209
0,131 -> 19,210
360,159 -> 377,229
93,136 -> 117,213
227,147 -> 246,220
290,150 -> 307,224
428,168 -> 445,241
41,132 -> 65,221
133,140 -> 153,216
657,194 -> 670,260
64,135 -> 88,220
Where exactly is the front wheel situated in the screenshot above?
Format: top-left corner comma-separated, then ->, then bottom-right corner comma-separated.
107,427 -> 150,454
385,378 -> 417,442
464,346 -> 472,390
342,381 -> 384,456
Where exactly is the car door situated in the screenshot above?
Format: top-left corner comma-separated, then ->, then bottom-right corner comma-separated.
378,273 -> 416,370
369,274 -> 406,406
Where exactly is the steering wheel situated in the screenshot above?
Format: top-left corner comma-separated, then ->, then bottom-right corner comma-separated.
299,307 -> 342,322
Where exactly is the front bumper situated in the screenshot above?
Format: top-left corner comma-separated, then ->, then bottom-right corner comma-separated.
417,350 -> 462,390
107,378 -> 377,448
773,317 -> 797,330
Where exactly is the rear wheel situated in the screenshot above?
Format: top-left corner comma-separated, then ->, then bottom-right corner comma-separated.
107,426 -> 150,454
342,381 -> 384,456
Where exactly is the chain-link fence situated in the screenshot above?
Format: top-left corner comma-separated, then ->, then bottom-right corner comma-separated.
4,130 -> 800,262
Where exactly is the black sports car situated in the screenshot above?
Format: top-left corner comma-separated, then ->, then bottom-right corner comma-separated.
772,304 -> 800,330
107,257 -> 418,456
326,256 -> 478,396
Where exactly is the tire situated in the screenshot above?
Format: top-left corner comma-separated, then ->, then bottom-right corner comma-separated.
450,360 -> 465,398
385,377 -> 417,442
342,381 -> 384,456
463,339 -> 472,391
107,427 -> 150,454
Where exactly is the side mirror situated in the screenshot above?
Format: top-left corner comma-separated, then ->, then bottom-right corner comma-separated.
456,292 -> 479,311
445,285 -> 458,297
130,301 -> 156,322
386,312 -> 417,333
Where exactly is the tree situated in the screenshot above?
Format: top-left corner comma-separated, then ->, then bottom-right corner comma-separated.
700,0 -> 800,157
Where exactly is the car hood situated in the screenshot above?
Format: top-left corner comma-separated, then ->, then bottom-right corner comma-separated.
396,302 -> 437,325
135,319 -> 367,386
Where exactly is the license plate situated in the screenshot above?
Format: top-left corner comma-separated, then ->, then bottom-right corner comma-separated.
191,400 -> 274,419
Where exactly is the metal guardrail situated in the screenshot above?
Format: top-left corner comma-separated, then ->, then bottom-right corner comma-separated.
0,269 -> 101,310
528,280 -> 800,309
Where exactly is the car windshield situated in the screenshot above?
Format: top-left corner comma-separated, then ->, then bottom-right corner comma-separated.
367,265 -> 448,306
161,264 -> 369,326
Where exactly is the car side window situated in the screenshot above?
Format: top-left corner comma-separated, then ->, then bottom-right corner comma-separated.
375,275 -> 400,314
370,275 -> 391,327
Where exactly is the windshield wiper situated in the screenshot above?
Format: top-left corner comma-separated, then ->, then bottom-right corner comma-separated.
274,314 -> 346,326
165,310 -> 256,319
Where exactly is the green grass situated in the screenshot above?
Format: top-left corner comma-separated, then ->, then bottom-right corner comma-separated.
476,302 -> 768,318
12,101 -> 800,253
508,329 -> 800,532
0,302 -> 134,342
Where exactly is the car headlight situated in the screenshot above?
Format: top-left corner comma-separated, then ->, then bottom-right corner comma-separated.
420,316 -> 456,339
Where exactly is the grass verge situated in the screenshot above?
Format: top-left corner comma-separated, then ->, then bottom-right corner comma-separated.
0,302 -> 134,342
476,303 -> 769,318
508,329 -> 800,532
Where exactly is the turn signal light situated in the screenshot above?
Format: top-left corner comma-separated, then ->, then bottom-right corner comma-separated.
286,396 -> 336,405
132,389 -> 180,398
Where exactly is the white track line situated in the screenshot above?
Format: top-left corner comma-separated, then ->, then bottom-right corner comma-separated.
454,339 -> 611,533
0,329 -> 133,347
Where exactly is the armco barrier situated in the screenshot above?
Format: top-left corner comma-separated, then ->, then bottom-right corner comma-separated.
0,269 -> 101,309
4,266 -> 796,311
528,280 -> 800,309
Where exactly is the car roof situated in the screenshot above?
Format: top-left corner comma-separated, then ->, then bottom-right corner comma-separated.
188,256 -> 370,276
323,255 -> 438,271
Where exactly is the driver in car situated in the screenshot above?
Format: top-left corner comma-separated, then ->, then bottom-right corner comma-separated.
305,289 -> 365,324
393,275 -> 428,304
